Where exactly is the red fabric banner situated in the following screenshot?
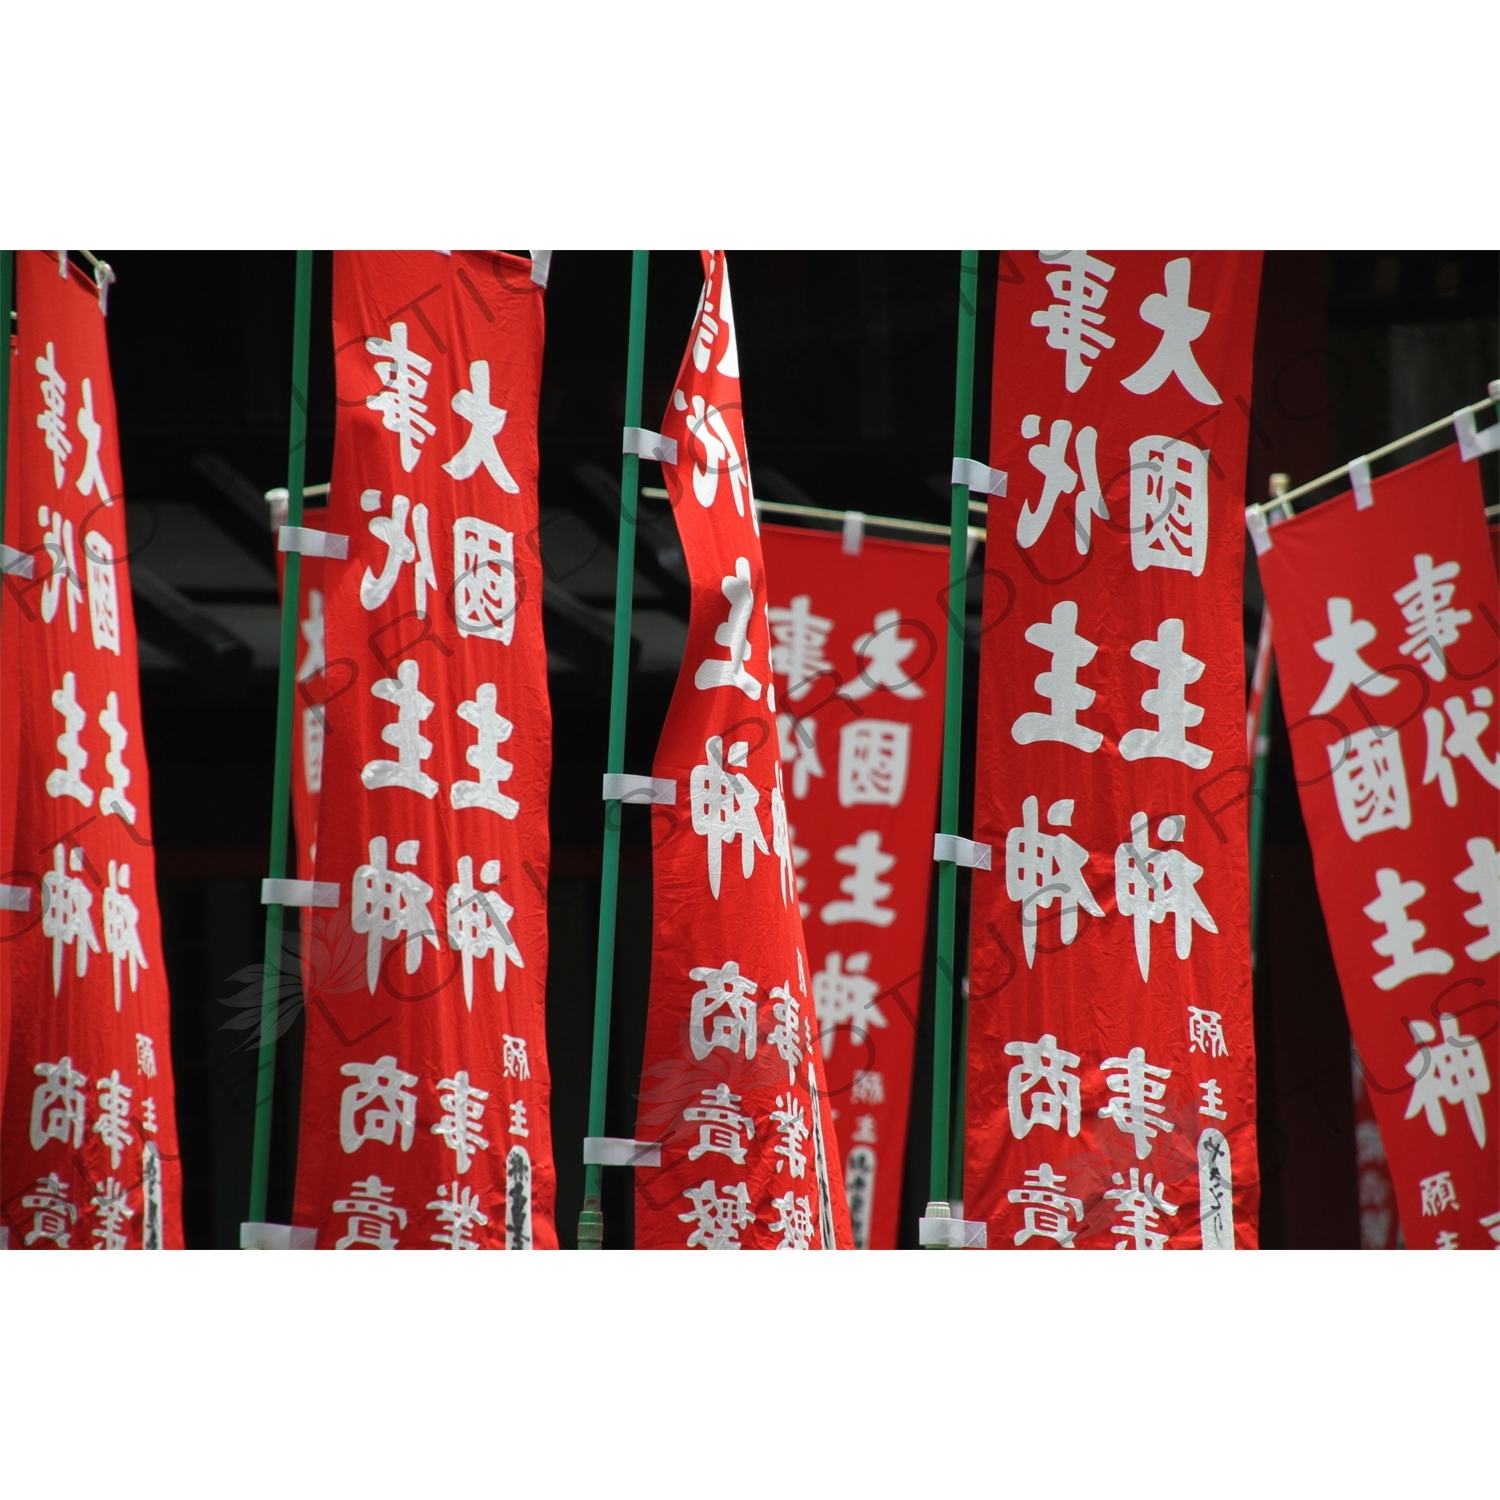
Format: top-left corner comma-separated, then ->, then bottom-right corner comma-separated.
1254,444 -> 1498,1249
758,523 -> 949,1247
966,251 -> 1264,1250
1353,1051 -> 1399,1249
1,252 -> 184,1249
291,251 -> 557,1249
273,531 -> 326,889
635,252 -> 852,1249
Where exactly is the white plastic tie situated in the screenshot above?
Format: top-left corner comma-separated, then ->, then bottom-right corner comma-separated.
529,251 -> 552,288
1349,456 -> 1374,511
602,774 -> 677,805
279,526 -> 349,560
952,457 -> 1007,497
240,1222 -> 317,1250
842,511 -> 865,555
1454,407 -> 1500,462
933,833 -> 991,870
1245,509 -> 1272,557
918,1216 -> 988,1248
0,884 -> 33,913
583,1137 -> 662,1167
622,427 -> 678,466
261,878 -> 341,908
93,260 -> 117,316
1,543 -> 35,579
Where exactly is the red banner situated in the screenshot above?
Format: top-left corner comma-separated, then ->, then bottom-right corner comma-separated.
1,252 -> 184,1249
758,523 -> 948,1247
966,251 -> 1263,1250
635,252 -> 852,1249
291,251 -> 557,1249
1353,1051 -> 1399,1249
1253,444 -> 1498,1249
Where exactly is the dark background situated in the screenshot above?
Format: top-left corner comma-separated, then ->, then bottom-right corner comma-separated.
85,249 -> 1498,1248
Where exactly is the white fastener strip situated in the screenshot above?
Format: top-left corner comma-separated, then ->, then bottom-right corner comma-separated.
1349,457 -> 1374,511
279,526 -> 350,560
952,457 -> 1008,497
602,774 -> 677,805
1455,407 -> 1500,461
583,1137 -> 662,1167
933,834 -> 992,870
240,1222 -> 318,1250
622,427 -> 679,466
529,251 -> 553,288
918,1216 -> 988,1249
1245,509 -> 1272,557
0,884 -> 33,913
1,544 -> 35,578
842,510 -> 865,555
261,878 -> 341,908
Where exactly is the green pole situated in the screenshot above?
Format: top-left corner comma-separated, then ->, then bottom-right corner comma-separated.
248,250 -> 313,1228
0,251 -> 13,564
578,250 -> 650,1250
928,251 -> 979,1227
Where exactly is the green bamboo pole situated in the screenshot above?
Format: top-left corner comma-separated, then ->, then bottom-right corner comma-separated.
247,250 -> 313,1228
928,251 -> 979,1228
577,250 -> 650,1250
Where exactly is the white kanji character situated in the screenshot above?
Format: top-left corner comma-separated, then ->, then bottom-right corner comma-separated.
768,594 -> 834,701
135,1034 -> 158,1078
812,950 -> 885,1055
787,821 -> 811,919
1479,1211 -> 1500,1248
694,557 -> 763,699
1009,1163 -> 1085,1248
769,1093 -> 809,1177
453,517 -> 516,644
1005,1033 -> 1082,1139
83,530 -> 121,655
1187,1007 -> 1228,1059
442,359 -> 519,491
1311,598 -> 1398,714
820,830 -> 896,927
74,378 -> 113,505
1129,436 -> 1210,575
502,1034 -> 530,1080
1121,257 -> 1221,404
1012,601 -> 1102,752
431,1071 -> 490,1174
1364,868 -> 1453,991
92,1071 -> 134,1170
1435,1230 -> 1461,1250
767,1191 -> 814,1250
679,1180 -> 756,1249
1115,813 -> 1218,982
361,659 -> 438,798
689,736 -> 769,898
845,609 -> 925,701
97,691 -> 137,823
446,854 -> 524,1008
102,860 -> 148,1014
1030,251 -> 1116,392
684,1084 -> 755,1166
1005,796 -> 1103,968
674,388 -> 750,517
509,1099 -> 529,1137
850,1070 -> 885,1105
91,1176 -> 134,1250
767,982 -> 804,1083
22,1174 -> 78,1248
1098,1048 -> 1174,1159
1198,1079 -> 1227,1120
30,1057 -> 88,1151
41,844 -> 101,993
339,1055 -> 418,1153
837,719 -> 911,806
1120,618 -> 1211,769
777,711 -> 825,800
298,586 -> 326,681
428,1182 -> 489,1250
35,342 -> 72,485
46,671 -> 94,807
849,1114 -> 878,1145
1423,691 -> 1500,809
1329,727 -> 1410,841
37,505 -> 83,631
1394,555 -> 1470,682
1418,1170 -> 1459,1217
1404,1014 -> 1490,1149
451,683 -> 520,820
366,322 -> 436,472
359,489 -> 436,616
141,1098 -> 159,1134
689,253 -> 742,377
1104,1167 -> 1179,1250
1454,836 -> 1500,962
1015,415 -> 1107,552
350,837 -> 439,991
333,1176 -> 406,1249
688,961 -> 759,1062
770,763 -> 795,909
